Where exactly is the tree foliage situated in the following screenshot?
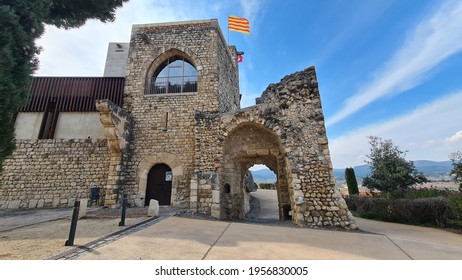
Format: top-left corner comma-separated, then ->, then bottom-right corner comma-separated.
345,167 -> 359,195
449,151 -> 462,191
0,0 -> 128,169
45,0 -> 128,29
362,136 -> 427,193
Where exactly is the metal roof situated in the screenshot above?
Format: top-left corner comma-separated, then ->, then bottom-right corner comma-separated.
20,77 -> 125,112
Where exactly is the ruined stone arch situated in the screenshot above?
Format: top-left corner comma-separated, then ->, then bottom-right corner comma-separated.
144,48 -> 202,95
136,152 -> 184,207
220,121 -> 293,221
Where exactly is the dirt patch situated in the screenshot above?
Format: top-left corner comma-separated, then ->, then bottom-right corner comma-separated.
0,208 -> 150,260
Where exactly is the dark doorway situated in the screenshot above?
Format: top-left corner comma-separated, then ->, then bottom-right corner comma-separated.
145,164 -> 172,206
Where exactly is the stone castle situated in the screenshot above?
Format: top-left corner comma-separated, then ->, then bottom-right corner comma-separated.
0,19 -> 356,228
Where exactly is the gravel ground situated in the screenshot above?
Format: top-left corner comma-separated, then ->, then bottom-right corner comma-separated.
0,208 -> 152,260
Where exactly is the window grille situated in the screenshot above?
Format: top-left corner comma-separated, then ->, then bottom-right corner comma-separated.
148,56 -> 197,94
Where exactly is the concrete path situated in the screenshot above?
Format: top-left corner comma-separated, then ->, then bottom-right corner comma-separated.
250,189 -> 279,220
73,214 -> 462,260
250,189 -> 462,259
75,216 -> 410,260
72,188 -> 462,260
355,217 -> 462,259
2,189 -> 461,260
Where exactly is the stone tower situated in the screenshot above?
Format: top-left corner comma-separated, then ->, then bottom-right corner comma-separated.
117,20 -> 240,208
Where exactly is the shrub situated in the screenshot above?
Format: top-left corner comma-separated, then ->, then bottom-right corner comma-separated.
345,195 -> 453,227
258,183 -> 276,190
389,197 -> 451,227
447,193 -> 462,228
389,187 -> 450,200
345,195 -> 391,221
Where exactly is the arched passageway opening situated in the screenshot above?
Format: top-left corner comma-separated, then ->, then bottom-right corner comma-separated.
247,164 -> 281,221
221,122 -> 292,221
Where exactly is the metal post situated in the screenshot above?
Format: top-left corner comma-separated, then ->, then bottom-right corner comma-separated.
119,194 -> 128,226
65,200 -> 80,246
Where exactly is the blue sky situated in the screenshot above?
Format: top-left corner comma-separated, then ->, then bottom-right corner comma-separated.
36,0 -> 462,168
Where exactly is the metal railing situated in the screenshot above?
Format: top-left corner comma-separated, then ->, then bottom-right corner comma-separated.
147,76 -> 197,95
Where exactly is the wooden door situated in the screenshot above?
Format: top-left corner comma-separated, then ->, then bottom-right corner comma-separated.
145,164 -> 172,206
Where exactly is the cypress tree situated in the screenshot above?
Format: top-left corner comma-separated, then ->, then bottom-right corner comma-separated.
345,167 -> 359,195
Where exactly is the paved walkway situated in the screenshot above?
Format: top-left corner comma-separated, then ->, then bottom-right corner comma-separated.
69,215 -> 461,260
1,189 -> 461,260
75,190 -> 462,260
355,217 -> 462,259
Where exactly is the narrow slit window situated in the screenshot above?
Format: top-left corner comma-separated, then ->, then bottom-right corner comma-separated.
163,112 -> 169,131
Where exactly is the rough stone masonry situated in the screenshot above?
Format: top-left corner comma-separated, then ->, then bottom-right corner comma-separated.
0,19 -> 356,229
193,67 -> 356,228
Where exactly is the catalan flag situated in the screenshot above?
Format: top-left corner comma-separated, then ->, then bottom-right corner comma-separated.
228,15 -> 250,34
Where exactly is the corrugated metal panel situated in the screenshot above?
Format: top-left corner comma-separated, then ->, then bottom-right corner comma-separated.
20,77 -> 125,112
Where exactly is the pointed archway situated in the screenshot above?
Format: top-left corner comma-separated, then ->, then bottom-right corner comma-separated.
220,122 -> 292,221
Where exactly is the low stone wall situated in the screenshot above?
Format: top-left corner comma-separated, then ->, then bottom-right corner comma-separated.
0,139 -> 109,209
258,183 -> 276,190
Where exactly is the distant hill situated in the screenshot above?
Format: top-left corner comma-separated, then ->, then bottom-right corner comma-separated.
334,160 -> 453,182
251,169 -> 276,183
413,160 -> 452,176
252,160 -> 453,184
333,164 -> 371,179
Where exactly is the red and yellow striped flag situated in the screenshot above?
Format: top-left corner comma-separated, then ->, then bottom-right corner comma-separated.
228,15 -> 250,34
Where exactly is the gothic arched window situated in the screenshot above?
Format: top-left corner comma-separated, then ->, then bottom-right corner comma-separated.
149,56 -> 197,94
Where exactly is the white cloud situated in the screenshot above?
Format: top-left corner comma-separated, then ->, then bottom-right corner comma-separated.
34,0 -> 263,108
239,0 -> 262,28
446,130 -> 462,144
249,164 -> 269,171
329,91 -> 462,168
326,0 -> 462,126
35,0 -> 226,76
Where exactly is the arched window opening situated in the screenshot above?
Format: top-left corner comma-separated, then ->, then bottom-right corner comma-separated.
149,56 -> 197,94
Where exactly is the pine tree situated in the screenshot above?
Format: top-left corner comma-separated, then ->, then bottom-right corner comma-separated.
345,167 -> 359,195
0,0 -> 128,170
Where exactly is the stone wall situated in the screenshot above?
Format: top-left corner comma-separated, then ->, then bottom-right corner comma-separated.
217,42 -> 240,112
257,67 -> 355,228
194,66 -> 357,228
0,139 -> 109,209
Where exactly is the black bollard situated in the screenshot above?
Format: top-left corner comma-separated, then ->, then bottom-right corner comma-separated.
119,194 -> 128,226
65,200 -> 80,246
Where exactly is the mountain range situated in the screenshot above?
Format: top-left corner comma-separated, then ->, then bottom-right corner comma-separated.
251,160 -> 453,183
